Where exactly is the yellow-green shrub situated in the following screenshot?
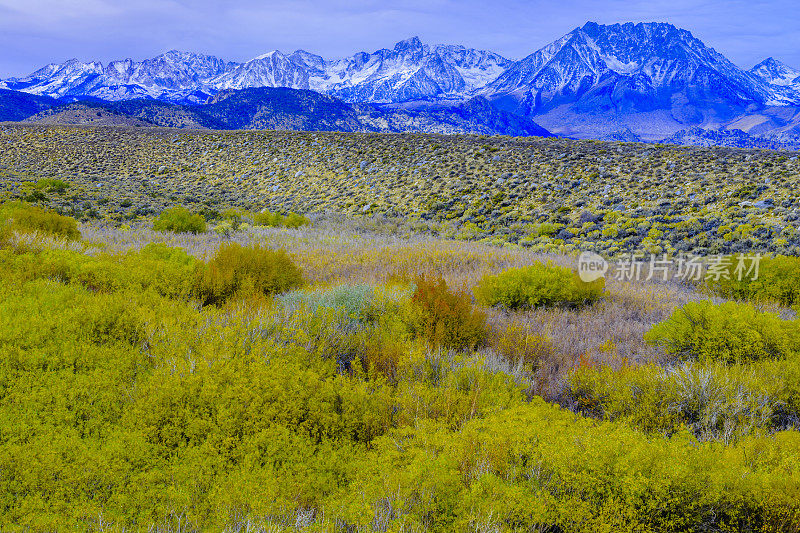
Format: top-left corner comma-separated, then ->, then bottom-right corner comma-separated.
0,201 -> 81,241
707,255 -> 800,309
490,320 -> 555,371
0,243 -> 199,299
566,361 -> 786,441
645,300 -> 799,364
252,209 -> 310,228
2,245 -> 800,531
153,206 -> 206,234
193,243 -> 303,305
220,208 -> 243,230
474,262 -> 604,309
335,401 -> 800,532
411,276 -> 487,351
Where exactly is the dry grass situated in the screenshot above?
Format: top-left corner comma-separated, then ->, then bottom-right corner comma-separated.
78,220 -> 717,400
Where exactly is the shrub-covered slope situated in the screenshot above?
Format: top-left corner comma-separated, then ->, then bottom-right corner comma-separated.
2,124 -> 799,256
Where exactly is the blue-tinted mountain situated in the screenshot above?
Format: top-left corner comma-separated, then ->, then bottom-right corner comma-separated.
482,22 -> 800,139
3,23 -> 800,145
0,38 -> 510,105
750,58 -> 800,88
16,87 -> 552,137
0,89 -> 58,121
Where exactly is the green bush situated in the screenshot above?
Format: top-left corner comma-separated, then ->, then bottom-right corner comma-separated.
193,243 -> 303,305
2,241 -> 800,531
252,210 -> 283,227
18,178 -> 70,202
566,361 -> 786,442
645,300 -> 800,364
221,208 -> 243,230
0,201 -> 81,241
707,255 -> 800,309
284,212 -> 310,228
253,209 -> 310,228
474,262 -> 604,310
411,276 -> 487,351
2,243 -> 200,299
153,206 -> 206,234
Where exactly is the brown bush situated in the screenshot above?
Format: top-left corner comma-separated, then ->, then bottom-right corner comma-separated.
361,332 -> 404,384
411,275 -> 487,351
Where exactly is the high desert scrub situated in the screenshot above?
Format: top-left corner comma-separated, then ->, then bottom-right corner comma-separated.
707,254 -> 800,309
411,275 -> 488,351
2,124 -> 800,257
193,242 -> 304,305
153,205 -> 207,234
253,209 -> 311,228
645,300 -> 800,364
2,134 -> 800,530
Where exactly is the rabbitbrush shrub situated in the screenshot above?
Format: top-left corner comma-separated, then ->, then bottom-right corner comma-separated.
153,206 -> 207,234
3,234 -> 800,531
645,300 -> 800,364
0,201 -> 81,241
193,243 -> 303,305
1,243 -> 200,299
707,255 -> 800,309
566,361 -> 787,442
474,262 -> 604,310
253,209 -> 310,228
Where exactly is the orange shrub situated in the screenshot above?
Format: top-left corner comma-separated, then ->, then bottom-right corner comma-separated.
410,275 -> 487,351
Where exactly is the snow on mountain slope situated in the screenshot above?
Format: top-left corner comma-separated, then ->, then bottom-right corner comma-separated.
5,38 -> 510,105
484,21 -> 790,110
4,51 -> 232,103
318,37 -> 511,103
4,59 -> 104,98
4,24 -> 800,144
211,50 -> 315,92
750,58 -> 800,87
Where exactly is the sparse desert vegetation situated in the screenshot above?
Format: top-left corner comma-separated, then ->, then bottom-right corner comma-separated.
1,125 -> 800,531
1,124 -> 799,257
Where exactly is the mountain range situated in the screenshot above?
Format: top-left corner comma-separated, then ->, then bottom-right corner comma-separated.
8,87 -> 551,137
1,22 -> 799,148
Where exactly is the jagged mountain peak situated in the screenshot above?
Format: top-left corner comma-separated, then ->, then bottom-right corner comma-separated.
394,36 -> 424,52
251,50 -> 286,61
5,22 -> 800,132
750,57 -> 800,87
484,20 -> 787,112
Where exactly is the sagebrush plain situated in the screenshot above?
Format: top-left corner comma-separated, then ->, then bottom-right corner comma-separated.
1,124 -> 800,532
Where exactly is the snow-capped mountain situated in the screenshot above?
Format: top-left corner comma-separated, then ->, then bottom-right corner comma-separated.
3,59 -> 104,98
481,22 -> 800,139
750,57 -> 800,87
484,22 -> 794,111
207,37 -> 510,103
211,50 -> 315,92
1,51 -> 233,103
2,23 -> 800,144
319,37 -> 511,102
1,38 -> 510,105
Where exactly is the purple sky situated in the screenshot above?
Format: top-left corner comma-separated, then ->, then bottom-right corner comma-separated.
1,0 -> 799,78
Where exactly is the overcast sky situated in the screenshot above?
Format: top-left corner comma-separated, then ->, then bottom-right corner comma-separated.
1,0 -> 799,78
